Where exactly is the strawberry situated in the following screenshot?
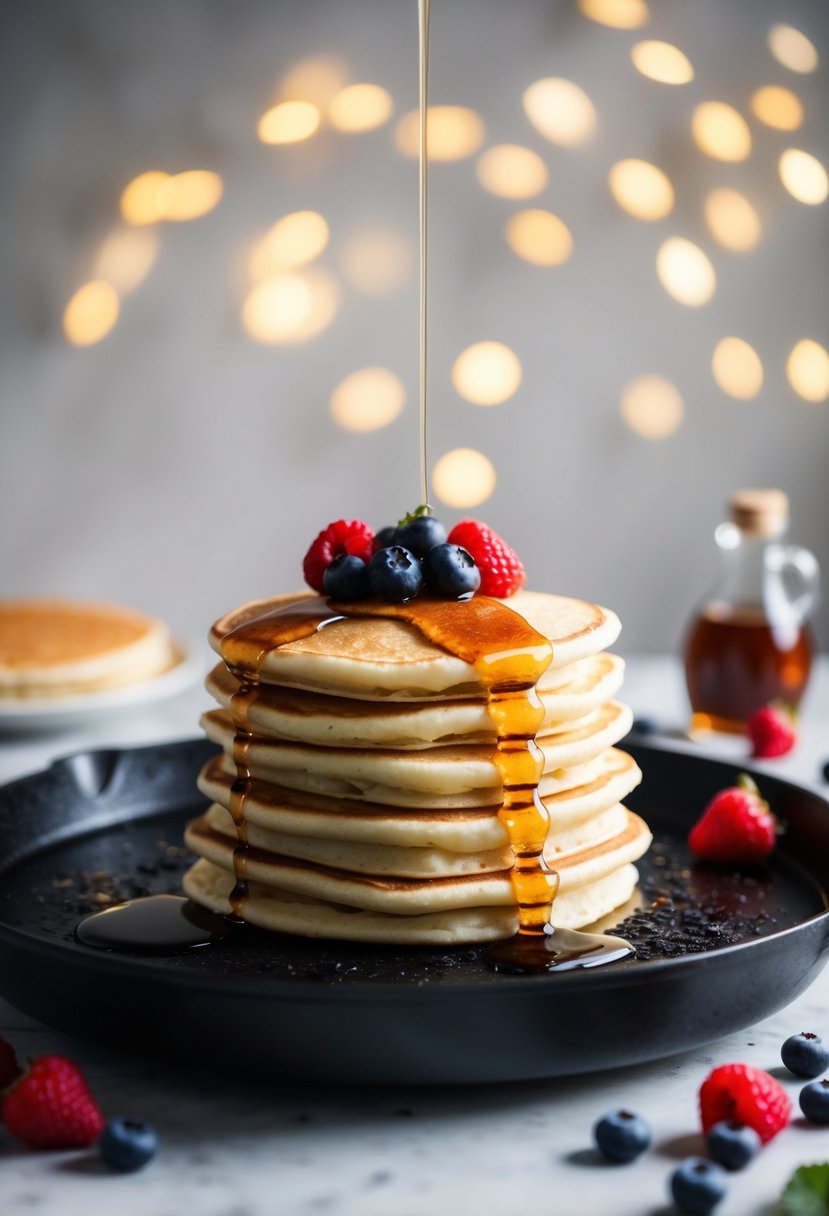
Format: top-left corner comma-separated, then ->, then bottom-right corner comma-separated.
700,1063 -> 790,1144
0,1035 -> 20,1090
2,1055 -> 104,1149
747,702 -> 797,759
688,775 -> 778,863
446,520 -> 525,598
302,520 -> 374,594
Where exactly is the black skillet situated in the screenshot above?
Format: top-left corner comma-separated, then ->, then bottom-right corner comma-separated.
0,737 -> 827,1084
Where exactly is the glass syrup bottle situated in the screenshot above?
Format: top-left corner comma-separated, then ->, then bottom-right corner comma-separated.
683,489 -> 820,734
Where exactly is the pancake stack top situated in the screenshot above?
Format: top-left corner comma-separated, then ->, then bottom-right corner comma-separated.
184,588 -> 651,944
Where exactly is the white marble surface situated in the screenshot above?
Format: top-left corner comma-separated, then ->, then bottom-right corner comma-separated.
2,657 -> 829,1216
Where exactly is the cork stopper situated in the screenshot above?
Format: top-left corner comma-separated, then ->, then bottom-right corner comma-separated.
730,488 -> 789,538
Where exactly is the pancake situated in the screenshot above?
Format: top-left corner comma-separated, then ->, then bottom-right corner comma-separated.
184,811 -> 649,915
199,701 -> 633,805
209,590 -> 621,701
0,598 -> 175,699
196,748 -> 642,851
204,652 -> 625,749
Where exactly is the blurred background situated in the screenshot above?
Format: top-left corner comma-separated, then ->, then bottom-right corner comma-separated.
1,0 -> 827,652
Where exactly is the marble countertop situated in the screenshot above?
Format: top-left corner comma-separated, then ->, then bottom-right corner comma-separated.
2,656 -> 829,1216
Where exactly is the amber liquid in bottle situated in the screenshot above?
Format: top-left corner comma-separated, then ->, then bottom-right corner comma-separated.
684,604 -> 813,734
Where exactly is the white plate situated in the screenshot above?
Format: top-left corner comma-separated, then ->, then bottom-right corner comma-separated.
0,641 -> 204,732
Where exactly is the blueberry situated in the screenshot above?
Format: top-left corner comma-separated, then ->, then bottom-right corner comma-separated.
631,716 -> 658,736
323,554 -> 370,601
669,1158 -> 727,1214
423,543 -> 481,599
99,1116 -> 159,1172
593,1108 -> 651,1162
822,759 -> 829,783
706,1120 -> 760,1171
799,1078 -> 829,1124
373,525 -> 397,552
394,514 -> 447,558
781,1031 -> 829,1078
368,546 -> 424,602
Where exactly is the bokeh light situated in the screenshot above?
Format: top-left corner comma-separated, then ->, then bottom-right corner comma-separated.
703,188 -> 762,252
630,41 -> 693,85
522,78 -> 597,147
330,367 -> 405,432
395,106 -> 485,160
620,375 -> 683,439
750,86 -> 804,131
63,281 -> 120,347
248,211 -> 330,279
258,100 -> 320,145
338,225 -> 413,296
578,0 -> 649,30
93,227 -> 160,294
608,159 -> 674,220
711,338 -> 764,400
328,84 -> 393,133
476,145 -> 548,199
505,210 -> 573,266
656,238 -> 716,307
787,340 -> 829,402
768,25 -> 819,74
433,448 -> 497,509
120,171 -> 170,226
692,102 -> 752,161
242,268 -> 340,344
452,342 -> 522,406
779,150 -> 829,205
280,56 -> 349,106
159,171 -> 223,221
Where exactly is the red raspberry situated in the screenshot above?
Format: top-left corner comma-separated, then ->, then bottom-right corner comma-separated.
747,703 -> 797,758
1,1055 -> 104,1149
700,1063 -> 790,1144
688,776 -> 778,863
0,1035 -> 20,1090
446,520 -> 525,598
302,519 -> 374,594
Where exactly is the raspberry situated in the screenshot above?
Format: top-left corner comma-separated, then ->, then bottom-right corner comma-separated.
688,776 -> 778,863
700,1063 -> 790,1144
2,1054 -> 104,1149
446,520 -> 525,598
747,703 -> 797,759
302,520 -> 374,594
0,1035 -> 20,1090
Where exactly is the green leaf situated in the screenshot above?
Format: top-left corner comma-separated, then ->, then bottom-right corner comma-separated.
397,504 -> 433,527
779,1164 -> 829,1216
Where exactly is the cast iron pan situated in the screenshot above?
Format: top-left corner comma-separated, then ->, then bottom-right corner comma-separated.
0,737 -> 828,1084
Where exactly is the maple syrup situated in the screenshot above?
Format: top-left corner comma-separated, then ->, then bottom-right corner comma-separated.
683,490 -> 819,733
76,894 -> 230,952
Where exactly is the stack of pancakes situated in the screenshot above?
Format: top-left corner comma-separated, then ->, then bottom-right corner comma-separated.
184,590 -> 651,944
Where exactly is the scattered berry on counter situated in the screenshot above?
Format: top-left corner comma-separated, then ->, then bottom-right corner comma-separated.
323,553 -> 370,601
394,509 -> 448,558
630,716 -> 659,736
705,1119 -> 761,1171
1,1055 -> 104,1149
687,776 -> 779,864
372,525 -> 397,552
799,1079 -> 829,1125
592,1108 -> 651,1162
99,1116 -> 159,1171
747,703 -> 797,759
447,519 -> 526,598
699,1062 -> 790,1144
368,545 -> 424,602
670,1158 -> 727,1215
0,1035 -> 21,1089
781,1032 -> 829,1079
822,759 -> 829,784
303,519 -> 375,593
423,543 -> 481,599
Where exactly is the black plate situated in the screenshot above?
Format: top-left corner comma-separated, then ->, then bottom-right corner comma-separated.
1,737 -> 828,1084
